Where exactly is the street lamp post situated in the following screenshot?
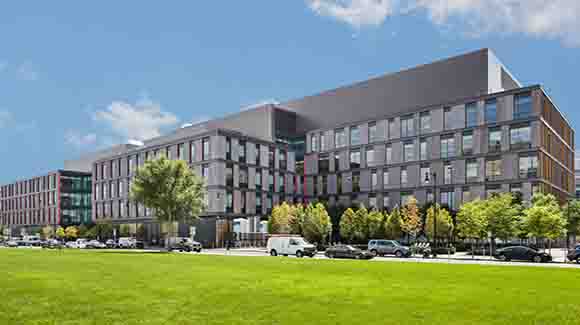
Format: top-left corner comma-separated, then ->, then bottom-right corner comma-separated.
424,171 -> 437,258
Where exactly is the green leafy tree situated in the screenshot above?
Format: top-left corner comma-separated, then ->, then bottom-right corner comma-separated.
289,203 -> 306,235
303,203 -> 332,245
268,202 -> 296,234
366,209 -> 384,240
339,208 -> 357,243
65,226 -> 78,241
130,157 -> 206,247
425,204 -> 454,241
94,221 -> 114,240
55,227 -> 65,241
456,199 -> 488,258
119,224 -> 131,237
564,200 -> 580,247
523,193 -> 566,253
385,207 -> 403,239
41,225 -> 54,240
483,193 -> 521,251
84,226 -> 97,240
401,197 -> 422,241
353,204 -> 369,243
77,224 -> 88,238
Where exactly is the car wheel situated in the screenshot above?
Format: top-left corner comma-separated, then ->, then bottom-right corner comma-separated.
196,249 -> 201,253
576,259 -> 580,264
355,254 -> 361,260
370,249 -> 378,257
296,251 -> 303,258
395,250 -> 403,258
326,253 -> 333,259
499,254 -> 508,262
533,255 -> 542,263
270,249 -> 277,257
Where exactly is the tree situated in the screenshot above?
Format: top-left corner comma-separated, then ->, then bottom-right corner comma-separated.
268,202 -> 296,234
77,224 -> 88,238
353,204 -> 369,243
425,204 -> 454,241
523,193 -> 566,253
385,208 -> 403,239
483,193 -> 521,251
55,227 -> 65,241
94,221 -> 114,240
41,225 -> 54,240
65,226 -> 78,241
564,200 -> 580,248
401,197 -> 422,242
289,203 -> 306,235
84,226 -> 97,240
456,200 -> 488,258
302,203 -> 332,245
339,208 -> 357,243
130,157 -> 206,247
366,209 -> 384,240
119,224 -> 131,237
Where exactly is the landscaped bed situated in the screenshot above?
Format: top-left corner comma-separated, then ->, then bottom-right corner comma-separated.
1,249 -> 578,324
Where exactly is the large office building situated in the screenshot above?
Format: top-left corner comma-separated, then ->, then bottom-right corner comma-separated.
90,49 -> 575,246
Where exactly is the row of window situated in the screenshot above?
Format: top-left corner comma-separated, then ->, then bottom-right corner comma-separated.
0,174 -> 58,198
310,93 -> 533,152
0,191 -> 58,212
317,124 -> 532,172
225,137 -> 286,169
309,154 -> 538,196
0,207 -> 59,226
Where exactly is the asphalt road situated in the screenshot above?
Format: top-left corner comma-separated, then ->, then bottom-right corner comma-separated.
198,248 -> 580,269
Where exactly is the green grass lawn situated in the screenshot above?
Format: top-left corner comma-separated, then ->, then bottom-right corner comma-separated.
1,250 -> 579,325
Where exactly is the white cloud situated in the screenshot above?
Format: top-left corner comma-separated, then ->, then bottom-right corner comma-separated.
65,131 -> 98,148
307,0 -> 580,46
0,111 -> 13,128
307,0 -> 394,28
93,99 -> 179,141
15,62 -> 38,81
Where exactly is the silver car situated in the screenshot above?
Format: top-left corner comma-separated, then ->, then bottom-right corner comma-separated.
368,240 -> 411,257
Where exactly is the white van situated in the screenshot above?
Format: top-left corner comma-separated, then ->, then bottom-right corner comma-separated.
266,235 -> 316,258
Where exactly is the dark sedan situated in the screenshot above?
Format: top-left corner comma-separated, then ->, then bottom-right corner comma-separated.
325,245 -> 374,260
567,245 -> 580,263
494,246 -> 552,263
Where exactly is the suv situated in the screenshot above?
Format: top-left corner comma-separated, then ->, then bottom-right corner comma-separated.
169,237 -> 202,252
368,240 -> 411,258
117,237 -> 136,249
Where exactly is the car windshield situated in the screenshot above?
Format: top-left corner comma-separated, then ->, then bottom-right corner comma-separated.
294,238 -> 309,245
345,245 -> 356,250
392,241 -> 402,246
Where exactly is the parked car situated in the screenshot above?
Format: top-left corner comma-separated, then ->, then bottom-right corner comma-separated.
267,235 -> 316,258
368,240 -> 411,257
86,240 -> 106,249
494,246 -> 552,263
105,239 -> 116,248
117,237 -> 136,249
65,241 -> 79,249
567,246 -> 580,263
325,245 -> 374,260
42,239 -> 63,249
169,237 -> 202,252
6,240 -> 18,247
75,239 -> 88,249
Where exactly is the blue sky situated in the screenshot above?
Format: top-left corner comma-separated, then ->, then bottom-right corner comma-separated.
1,1 -> 579,183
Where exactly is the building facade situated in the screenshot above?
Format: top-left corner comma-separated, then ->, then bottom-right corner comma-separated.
0,170 -> 92,236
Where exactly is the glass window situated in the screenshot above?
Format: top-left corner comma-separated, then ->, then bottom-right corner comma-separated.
352,172 -> 360,192
401,115 -> 414,137
335,128 -> 346,148
239,141 -> 246,163
278,174 -> 284,192
321,175 -> 328,195
403,141 -> 414,162
514,93 -> 532,119
350,126 -> 360,146
401,167 -> 408,185
268,147 -> 275,168
202,164 -> 209,182
465,102 -> 478,127
334,152 -> 340,171
226,138 -> 232,160
239,168 -> 248,188
371,170 -> 378,189
466,159 -> 478,180
319,154 -> 330,174
440,191 -> 455,209
366,147 -> 375,167
383,170 -> 389,188
388,119 -> 396,139
350,151 -> 361,169
127,157 -> 133,175
226,164 -> 234,187
337,173 -> 342,194
420,138 -> 428,160
444,162 -> 453,184
311,134 -> 318,152
189,141 -> 195,162
255,169 -> 262,187
463,131 -> 473,155
177,143 -> 185,161
386,145 -> 392,164
486,158 -> 502,180
279,149 -> 287,170
255,144 -> 260,165
462,188 -> 472,203
519,155 -> 538,178
268,172 -> 274,192
369,195 -> 377,210
202,137 -> 210,160
420,112 -> 431,133
510,125 -> 531,149
383,195 -> 390,210
226,192 -> 233,213
420,165 -> 430,185
488,128 -> 502,152
444,107 -> 453,130
320,133 -> 326,151
440,135 -> 456,158
485,99 -> 497,123
368,122 -> 377,143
